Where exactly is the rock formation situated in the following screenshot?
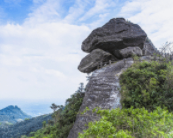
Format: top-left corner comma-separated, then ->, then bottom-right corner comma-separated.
119,47 -> 142,58
82,18 -> 147,55
78,49 -> 116,73
68,18 -> 158,138
78,18 -> 158,73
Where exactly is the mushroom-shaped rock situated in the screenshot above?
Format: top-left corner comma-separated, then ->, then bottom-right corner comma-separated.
78,49 -> 116,73
120,47 -> 142,58
82,18 -> 147,58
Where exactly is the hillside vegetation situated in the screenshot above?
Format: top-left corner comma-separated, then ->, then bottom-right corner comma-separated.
0,105 -> 32,126
120,60 -> 173,111
22,58 -> 173,138
0,114 -> 51,138
21,83 -> 85,138
78,59 -> 173,138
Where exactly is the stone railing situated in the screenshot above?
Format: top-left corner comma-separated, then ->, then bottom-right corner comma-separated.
97,56 -> 173,70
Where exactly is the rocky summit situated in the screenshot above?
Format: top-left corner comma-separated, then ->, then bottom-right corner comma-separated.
0,105 -> 32,126
68,18 -> 158,138
78,18 -> 157,73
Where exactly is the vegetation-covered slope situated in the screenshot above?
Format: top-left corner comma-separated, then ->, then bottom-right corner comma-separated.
0,114 -> 51,138
0,105 -> 32,127
78,60 -> 173,138
120,60 -> 173,111
78,107 -> 173,138
22,58 -> 173,138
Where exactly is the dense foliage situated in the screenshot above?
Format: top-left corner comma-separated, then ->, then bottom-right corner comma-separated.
23,83 -> 85,138
120,61 -> 173,111
79,60 -> 173,138
78,107 -> 173,138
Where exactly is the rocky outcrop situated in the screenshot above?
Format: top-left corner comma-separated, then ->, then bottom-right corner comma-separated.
143,41 -> 158,55
68,56 -> 154,138
78,49 -> 116,73
82,18 -> 147,56
119,47 -> 142,58
69,18 -> 158,138
78,18 -> 158,73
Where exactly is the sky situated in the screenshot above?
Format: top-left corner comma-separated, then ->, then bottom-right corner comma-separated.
0,0 -> 173,116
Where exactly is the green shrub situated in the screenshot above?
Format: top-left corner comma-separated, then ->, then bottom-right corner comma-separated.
26,83 -> 85,138
78,107 -> 173,138
120,61 -> 173,111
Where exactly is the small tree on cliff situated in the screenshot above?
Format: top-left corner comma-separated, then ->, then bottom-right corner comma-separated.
50,103 -> 63,123
50,103 -> 58,112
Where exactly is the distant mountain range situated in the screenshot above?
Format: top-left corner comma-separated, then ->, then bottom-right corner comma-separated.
0,114 -> 52,138
0,105 -> 52,138
0,105 -> 32,126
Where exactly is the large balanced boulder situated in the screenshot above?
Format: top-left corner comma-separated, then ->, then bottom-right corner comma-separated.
119,47 -> 142,58
81,18 -> 157,58
78,49 -> 116,73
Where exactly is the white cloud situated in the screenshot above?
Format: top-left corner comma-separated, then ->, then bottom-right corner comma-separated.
0,1 -> 91,102
25,0 -> 62,25
1,0 -> 173,106
119,0 -> 173,48
79,0 -> 116,22
63,0 -> 88,23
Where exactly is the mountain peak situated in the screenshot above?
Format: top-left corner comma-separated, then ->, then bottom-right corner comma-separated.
0,105 -> 32,125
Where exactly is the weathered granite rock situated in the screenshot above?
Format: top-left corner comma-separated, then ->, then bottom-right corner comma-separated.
81,18 -> 148,58
78,49 -> 116,73
120,47 -> 142,58
69,18 -> 159,138
143,41 -> 159,55
68,57 -> 137,138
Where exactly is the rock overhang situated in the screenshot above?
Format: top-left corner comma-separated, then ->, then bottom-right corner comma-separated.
78,17 -> 157,73
81,17 -> 147,55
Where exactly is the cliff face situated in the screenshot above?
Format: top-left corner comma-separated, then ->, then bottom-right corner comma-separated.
68,56 -> 153,138
69,58 -> 135,138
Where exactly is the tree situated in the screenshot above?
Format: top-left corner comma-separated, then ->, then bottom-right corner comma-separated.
42,121 -> 46,128
160,42 -> 173,61
50,103 -> 58,113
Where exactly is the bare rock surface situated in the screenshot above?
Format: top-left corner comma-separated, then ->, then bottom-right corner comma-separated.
78,49 -> 116,73
120,47 -> 142,58
81,18 -> 147,58
143,41 -> 159,55
68,57 -> 136,138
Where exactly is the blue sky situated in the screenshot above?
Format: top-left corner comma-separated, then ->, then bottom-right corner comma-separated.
0,0 -> 173,116
0,0 -> 33,24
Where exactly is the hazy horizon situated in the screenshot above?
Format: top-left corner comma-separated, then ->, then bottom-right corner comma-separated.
0,99 -> 64,117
